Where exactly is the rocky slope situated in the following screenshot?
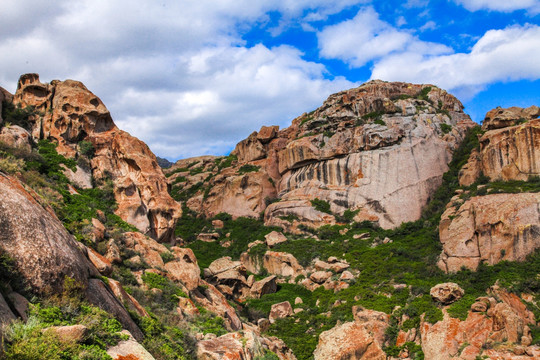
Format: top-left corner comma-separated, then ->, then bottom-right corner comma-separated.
171,81 -> 475,231
1,75 -> 539,360
12,73 -> 180,242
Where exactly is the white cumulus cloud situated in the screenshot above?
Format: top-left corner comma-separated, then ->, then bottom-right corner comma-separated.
370,24 -> 540,99
317,7 -> 451,67
454,0 -> 540,13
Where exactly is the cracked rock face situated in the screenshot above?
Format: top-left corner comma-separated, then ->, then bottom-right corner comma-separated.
13,74 -> 180,242
180,81 -> 475,231
438,192 -> 540,272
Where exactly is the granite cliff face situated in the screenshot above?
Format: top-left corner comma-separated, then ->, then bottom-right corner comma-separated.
173,81 -> 475,230
12,73 -> 180,242
440,106 -> 540,272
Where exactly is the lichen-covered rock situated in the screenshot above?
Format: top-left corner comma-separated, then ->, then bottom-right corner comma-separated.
250,275 -> 277,298
164,247 -> 201,291
438,193 -> 540,272
265,231 -> 287,247
13,74 -> 181,242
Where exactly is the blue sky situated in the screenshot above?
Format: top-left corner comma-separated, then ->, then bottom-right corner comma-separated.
1,0 -> 539,160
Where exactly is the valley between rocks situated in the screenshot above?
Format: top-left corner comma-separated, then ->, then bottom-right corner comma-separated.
0,74 -> 539,359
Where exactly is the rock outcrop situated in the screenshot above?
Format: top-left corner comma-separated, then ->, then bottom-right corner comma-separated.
459,106 -> 540,185
12,74 -> 180,242
313,306 -> 389,360
174,81 -> 475,231
438,192 -> 540,272
421,287 -> 538,360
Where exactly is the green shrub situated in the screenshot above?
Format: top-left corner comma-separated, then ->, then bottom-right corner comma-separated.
238,164 -> 260,174
310,198 -> 331,214
79,140 -> 95,158
440,123 -> 452,134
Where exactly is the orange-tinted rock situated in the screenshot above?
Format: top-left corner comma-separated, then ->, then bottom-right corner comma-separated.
263,251 -> 304,278
196,331 -> 268,360
107,278 -> 149,318
269,301 -> 293,323
438,193 -> 540,272
106,330 -> 156,360
0,125 -> 32,152
13,74 -> 181,242
123,232 -> 167,268
482,106 -> 540,131
313,321 -> 386,360
250,276 -> 277,298
191,280 -> 242,331
164,247 -> 201,291
87,248 -> 113,276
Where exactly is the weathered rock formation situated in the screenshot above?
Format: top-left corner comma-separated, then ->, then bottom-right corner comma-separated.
421,286 -> 538,360
438,192 -> 540,272
173,81 -> 475,231
12,73 -> 180,242
459,106 -> 540,185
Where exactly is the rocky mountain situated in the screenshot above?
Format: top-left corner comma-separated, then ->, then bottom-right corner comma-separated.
1,74 -> 539,360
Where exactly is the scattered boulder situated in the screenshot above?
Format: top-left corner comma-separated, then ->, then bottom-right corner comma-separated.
44,325 -> 88,343
211,219 -> 224,229
123,232 -> 168,268
313,321 -> 386,360
309,271 -> 332,284
164,247 -> 201,291
265,231 -> 287,247
191,280 -> 242,331
204,257 -> 249,299
107,278 -> 149,318
87,248 -> 113,276
430,283 -> 464,305
197,232 -> 220,242
269,301 -> 293,323
196,331 -> 268,360
263,251 -> 304,278
250,275 -> 278,298
107,330 -> 156,360
104,239 -> 122,264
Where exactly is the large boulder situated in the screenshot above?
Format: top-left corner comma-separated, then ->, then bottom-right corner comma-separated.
13,74 -> 181,242
190,280 -> 242,331
263,251 -> 304,278
430,283 -> 464,304
204,257 -> 250,299
0,173 -> 98,293
438,193 -> 540,272
313,321 -> 386,360
164,247 -> 201,291
107,330 -> 156,360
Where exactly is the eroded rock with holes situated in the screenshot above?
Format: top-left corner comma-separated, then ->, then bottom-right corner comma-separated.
430,283 -> 464,305
13,73 -> 181,242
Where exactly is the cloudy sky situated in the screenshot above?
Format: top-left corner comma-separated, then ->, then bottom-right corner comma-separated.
1,0 -> 539,160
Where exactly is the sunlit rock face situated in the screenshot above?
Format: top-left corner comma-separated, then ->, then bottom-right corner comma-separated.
188,80 -> 474,230
13,73 -> 180,242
